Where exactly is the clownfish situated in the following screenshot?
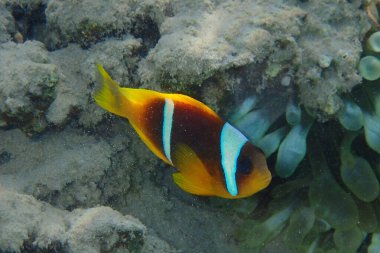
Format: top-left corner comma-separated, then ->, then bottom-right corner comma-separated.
94,64 -> 271,199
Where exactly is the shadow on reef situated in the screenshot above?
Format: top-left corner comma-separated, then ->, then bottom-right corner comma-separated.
230,55 -> 380,253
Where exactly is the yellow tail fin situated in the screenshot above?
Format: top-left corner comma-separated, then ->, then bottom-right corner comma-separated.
94,64 -> 131,118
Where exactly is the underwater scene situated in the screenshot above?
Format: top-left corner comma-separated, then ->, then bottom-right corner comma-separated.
1,0 -> 380,252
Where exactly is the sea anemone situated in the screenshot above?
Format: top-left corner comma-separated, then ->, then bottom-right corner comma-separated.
232,31 -> 380,252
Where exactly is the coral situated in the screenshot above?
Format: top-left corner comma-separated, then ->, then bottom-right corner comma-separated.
0,0 -> 44,9
232,66 -> 380,253
0,122 -> 240,252
45,0 -> 133,48
0,41 -> 59,134
138,1 -> 304,90
0,128 -> 113,208
45,0 -> 170,49
138,0 -> 367,117
0,188 -> 176,253
1,0 -> 48,44
0,3 -> 15,43
66,207 -> 146,253
295,0 -> 367,117
46,37 -> 141,127
0,0 -> 376,252
231,37 -> 380,251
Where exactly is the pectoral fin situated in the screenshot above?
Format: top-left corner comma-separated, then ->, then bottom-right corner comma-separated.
171,144 -> 216,196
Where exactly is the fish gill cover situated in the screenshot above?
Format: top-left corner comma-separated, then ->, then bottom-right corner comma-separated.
0,0 -> 379,253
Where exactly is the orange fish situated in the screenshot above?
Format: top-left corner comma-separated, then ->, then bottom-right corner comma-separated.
94,64 -> 271,198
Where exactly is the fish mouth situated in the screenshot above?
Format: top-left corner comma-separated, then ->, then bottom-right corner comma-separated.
239,169 -> 272,198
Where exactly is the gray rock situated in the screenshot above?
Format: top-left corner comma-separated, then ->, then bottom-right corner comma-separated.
0,188 -> 66,252
0,189 -> 166,253
142,235 -> 178,253
45,0 -> 170,49
138,1 -> 290,88
0,0 -> 45,9
67,207 -> 146,253
45,44 -> 89,126
0,1 -> 373,253
0,0 -> 48,43
47,37 -> 142,127
295,0 -> 368,117
138,0 -> 369,117
0,3 -> 15,43
0,128 -> 113,208
45,0 -> 132,48
0,41 -> 58,133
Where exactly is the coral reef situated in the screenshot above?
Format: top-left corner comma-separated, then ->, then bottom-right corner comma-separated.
45,0 -> 133,48
138,0 -> 367,118
44,0 -> 170,49
0,3 -> 15,43
231,49 -> 380,253
0,124 -> 240,252
0,41 -> 59,134
0,128 -> 112,208
0,188 -> 174,253
0,0 -> 376,252
47,37 -> 142,127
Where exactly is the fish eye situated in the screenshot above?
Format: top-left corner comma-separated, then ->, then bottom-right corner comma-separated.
238,157 -> 252,175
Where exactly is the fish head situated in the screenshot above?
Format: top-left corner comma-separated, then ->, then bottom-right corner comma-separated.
228,143 -> 271,198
